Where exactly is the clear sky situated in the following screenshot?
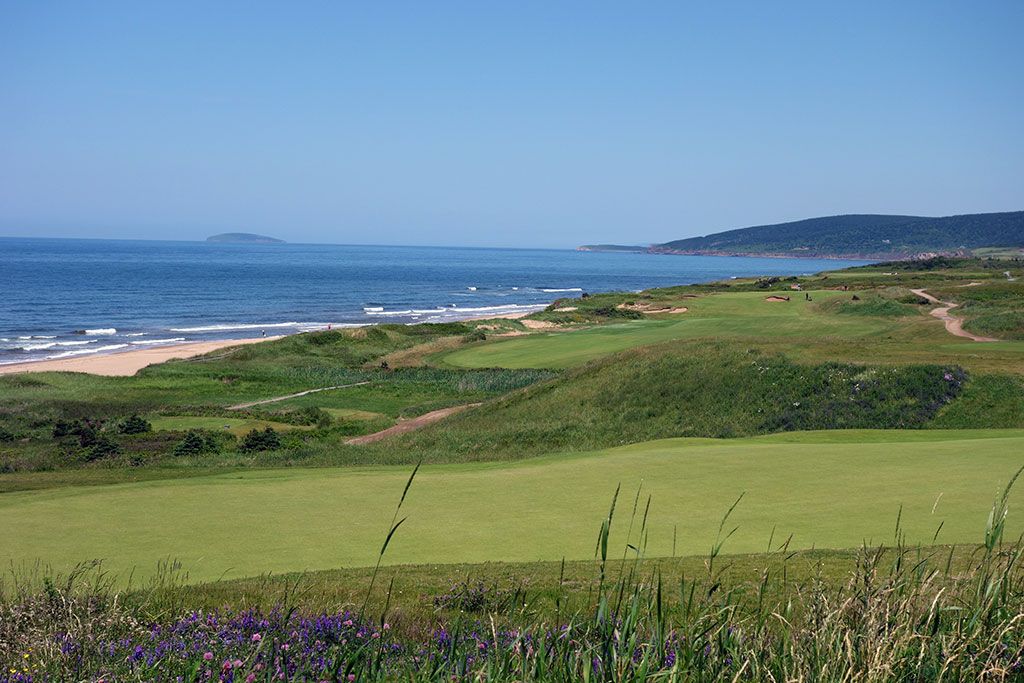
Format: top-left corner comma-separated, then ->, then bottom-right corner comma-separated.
1,1 -> 1021,248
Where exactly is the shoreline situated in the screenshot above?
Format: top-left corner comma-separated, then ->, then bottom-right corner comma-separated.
0,310 -> 539,377
0,337 -> 284,377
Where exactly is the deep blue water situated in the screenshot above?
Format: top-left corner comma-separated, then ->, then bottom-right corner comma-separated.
0,238 -> 870,365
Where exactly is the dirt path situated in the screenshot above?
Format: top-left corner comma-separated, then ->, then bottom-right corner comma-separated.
228,381 -> 371,410
910,289 -> 998,342
345,403 -> 481,445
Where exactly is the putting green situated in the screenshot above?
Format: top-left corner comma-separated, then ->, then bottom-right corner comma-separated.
2,429 -> 1023,583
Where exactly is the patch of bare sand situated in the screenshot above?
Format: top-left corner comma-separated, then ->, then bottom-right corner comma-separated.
521,319 -> 559,330
615,303 -> 689,314
345,403 -> 481,445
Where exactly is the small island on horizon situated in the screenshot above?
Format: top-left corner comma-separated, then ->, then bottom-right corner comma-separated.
206,232 -> 285,244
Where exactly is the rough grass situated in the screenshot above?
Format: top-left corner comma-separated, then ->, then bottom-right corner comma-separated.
371,344 -> 977,463
815,292 -> 919,317
7,533 -> 1024,682
149,416 -> 314,437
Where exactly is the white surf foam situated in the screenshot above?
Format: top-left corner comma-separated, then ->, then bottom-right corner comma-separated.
363,309 -> 414,317
84,328 -> 117,335
46,344 -> 129,359
169,322 -> 326,333
129,337 -> 186,346
540,287 -> 583,293
20,340 -> 98,351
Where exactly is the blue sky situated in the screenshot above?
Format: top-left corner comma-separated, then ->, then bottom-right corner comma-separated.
1,1 -> 1021,247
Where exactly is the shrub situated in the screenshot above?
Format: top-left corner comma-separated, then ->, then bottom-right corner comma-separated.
173,430 -> 220,457
52,420 -> 76,438
0,426 -> 14,443
240,427 -> 281,452
591,306 -> 643,319
85,435 -> 120,461
76,424 -> 100,448
118,414 -> 152,434
173,431 -> 206,456
296,406 -> 333,428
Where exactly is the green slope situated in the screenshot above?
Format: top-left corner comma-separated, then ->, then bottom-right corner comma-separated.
2,429 -> 1022,583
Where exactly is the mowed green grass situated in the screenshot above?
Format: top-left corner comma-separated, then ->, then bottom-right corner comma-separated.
2,429 -> 1022,583
441,290 -> 907,369
441,290 -> 1024,371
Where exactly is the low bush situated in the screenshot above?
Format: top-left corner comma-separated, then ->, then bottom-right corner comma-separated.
85,435 -> 120,461
240,427 -> 282,452
172,430 -> 218,457
118,414 -> 152,434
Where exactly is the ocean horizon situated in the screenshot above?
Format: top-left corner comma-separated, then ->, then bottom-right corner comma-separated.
0,236 -> 871,365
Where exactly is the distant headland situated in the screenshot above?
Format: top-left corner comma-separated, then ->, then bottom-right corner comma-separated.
206,232 -> 285,244
578,210 -> 1024,260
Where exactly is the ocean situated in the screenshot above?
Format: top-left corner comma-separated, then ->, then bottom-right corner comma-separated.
0,237 -> 870,365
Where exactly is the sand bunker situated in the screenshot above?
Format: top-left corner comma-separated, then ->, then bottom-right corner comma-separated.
616,303 -> 689,314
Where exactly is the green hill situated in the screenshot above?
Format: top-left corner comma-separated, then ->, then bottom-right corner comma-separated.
653,211 -> 1024,259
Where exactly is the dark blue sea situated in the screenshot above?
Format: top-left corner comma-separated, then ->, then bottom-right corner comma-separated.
0,238 -> 870,365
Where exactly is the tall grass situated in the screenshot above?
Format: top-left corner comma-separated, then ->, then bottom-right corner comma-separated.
4,468 -> 1024,680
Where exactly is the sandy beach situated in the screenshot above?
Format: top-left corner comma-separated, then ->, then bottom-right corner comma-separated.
0,310 -> 541,377
0,337 -> 282,377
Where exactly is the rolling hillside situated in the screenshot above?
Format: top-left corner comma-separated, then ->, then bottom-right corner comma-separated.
649,211 -> 1024,259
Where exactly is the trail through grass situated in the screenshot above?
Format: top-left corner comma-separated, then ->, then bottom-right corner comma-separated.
2,429 -> 1022,583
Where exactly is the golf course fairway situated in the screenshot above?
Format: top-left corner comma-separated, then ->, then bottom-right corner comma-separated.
440,290 -> 915,369
3,429 -> 1023,583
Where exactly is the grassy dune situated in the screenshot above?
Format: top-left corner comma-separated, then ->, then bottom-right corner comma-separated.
3,429 -> 1022,583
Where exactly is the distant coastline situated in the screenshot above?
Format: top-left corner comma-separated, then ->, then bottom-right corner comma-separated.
207,232 -> 285,244
577,244 -> 912,260
576,244 -> 647,253
579,210 -> 1024,261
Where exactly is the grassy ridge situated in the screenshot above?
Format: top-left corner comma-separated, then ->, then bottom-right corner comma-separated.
374,343 -> 1012,464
